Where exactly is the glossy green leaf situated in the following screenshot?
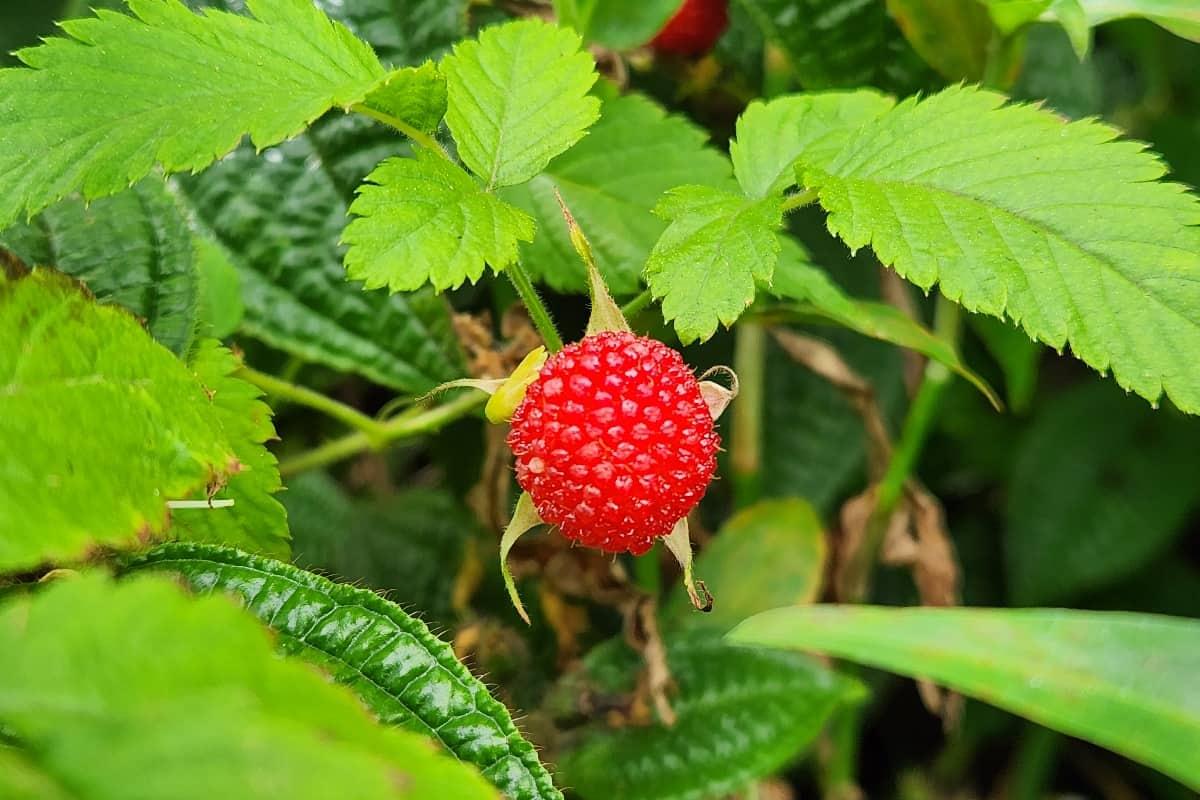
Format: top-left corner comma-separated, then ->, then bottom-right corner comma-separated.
193,235 -> 244,339
730,90 -> 895,199
555,634 -> 864,800
344,150 -> 536,292
305,0 -> 468,66
0,270 -> 249,573
734,0 -> 934,92
170,341 -> 289,558
176,126 -> 464,393
0,177 -> 198,356
553,0 -> 680,49
501,91 -> 732,294
123,542 -> 562,800
0,0 -> 389,228
0,572 -> 494,800
800,85 -> 1200,414
442,19 -> 600,188
985,0 -> 1200,43
284,471 -> 472,624
1006,382 -> 1200,605
730,605 -> 1200,790
665,499 -> 827,631
885,0 -> 998,81
646,186 -> 782,342
361,62 -> 449,134
772,239 -> 1001,408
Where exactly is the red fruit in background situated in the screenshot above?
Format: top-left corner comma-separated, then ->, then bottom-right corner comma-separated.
649,0 -> 729,56
507,332 -> 720,555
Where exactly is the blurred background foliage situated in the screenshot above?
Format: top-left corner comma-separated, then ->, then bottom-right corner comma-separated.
3,1 -> 1198,798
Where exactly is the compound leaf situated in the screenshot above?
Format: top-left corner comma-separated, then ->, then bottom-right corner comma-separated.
442,19 -> 600,188
730,605 -> 1200,790
731,90 -> 895,199
800,85 -> 1200,414
0,270 -> 255,573
553,634 -> 863,800
0,572 -> 493,800
344,150 -> 536,292
123,542 -> 563,800
0,0 -> 388,228
502,91 -> 732,294
361,62 -> 449,135
646,186 -> 783,342
0,177 -> 198,356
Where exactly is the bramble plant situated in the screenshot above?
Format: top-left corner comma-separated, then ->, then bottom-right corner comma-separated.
1,0 -> 1199,798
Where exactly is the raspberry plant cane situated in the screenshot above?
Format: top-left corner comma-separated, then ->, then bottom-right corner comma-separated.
442,200 -> 737,623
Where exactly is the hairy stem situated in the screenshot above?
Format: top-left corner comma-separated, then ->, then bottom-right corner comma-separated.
731,322 -> 767,507
781,188 -> 818,213
620,287 -> 654,318
238,366 -> 386,445
278,391 -> 486,476
351,104 -> 452,160
507,261 -> 565,352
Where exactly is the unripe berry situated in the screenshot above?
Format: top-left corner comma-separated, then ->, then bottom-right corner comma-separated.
507,332 -> 719,555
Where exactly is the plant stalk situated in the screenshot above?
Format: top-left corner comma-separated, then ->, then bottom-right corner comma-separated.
238,366 -> 387,446
278,391 -> 486,476
351,104 -> 452,160
731,322 -> 767,507
507,260 -> 564,352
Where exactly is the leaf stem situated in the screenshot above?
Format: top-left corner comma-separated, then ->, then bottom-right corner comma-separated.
351,104 -> 452,161
781,188 -> 818,213
278,391 -> 486,477
507,261 -> 564,352
731,322 -> 767,507
620,288 -> 655,318
237,366 -> 386,445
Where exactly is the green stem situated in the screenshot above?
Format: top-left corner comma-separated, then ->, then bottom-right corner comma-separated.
731,322 -> 766,508
238,366 -> 386,445
507,261 -> 564,352
781,188 -> 818,213
822,705 -> 864,800
620,288 -> 654,318
278,391 -> 486,476
351,104 -> 451,160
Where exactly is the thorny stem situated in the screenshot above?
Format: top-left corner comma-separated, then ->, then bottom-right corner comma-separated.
507,261 -> 565,352
278,391 -> 486,476
238,366 -> 386,446
731,322 -> 766,508
351,104 -> 452,160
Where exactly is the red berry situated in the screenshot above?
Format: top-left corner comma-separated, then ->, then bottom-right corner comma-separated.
649,0 -> 729,56
507,332 -> 720,555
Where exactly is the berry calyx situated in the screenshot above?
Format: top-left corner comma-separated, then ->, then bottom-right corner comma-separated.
507,332 -> 720,555
649,0 -> 729,56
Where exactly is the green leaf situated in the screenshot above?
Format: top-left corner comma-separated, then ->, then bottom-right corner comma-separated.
170,341 -> 289,558
193,235 -> 244,339
800,85 -> 1200,414
554,634 -> 864,800
646,186 -> 783,342
344,150 -> 536,292
731,90 -> 895,199
0,572 -> 494,800
665,499 -> 827,632
176,128 -> 465,393
442,19 -> 600,188
0,270 -> 246,573
729,605 -> 1200,791
501,91 -> 733,294
123,542 -> 563,800
0,0 -> 389,228
0,177 -> 199,356
310,0 -> 468,65
361,62 -> 449,135
1006,382 -> 1200,605
734,0 -> 935,92
284,471 -> 472,624
553,0 -> 680,49
984,0 -> 1200,43
885,0 -> 998,80
772,239 -> 1001,408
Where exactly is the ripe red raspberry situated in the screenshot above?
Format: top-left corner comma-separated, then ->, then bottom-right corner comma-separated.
649,0 -> 729,56
507,332 -> 719,555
